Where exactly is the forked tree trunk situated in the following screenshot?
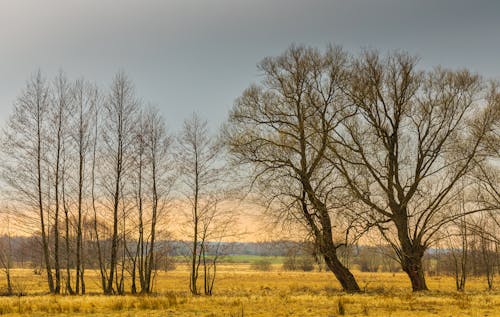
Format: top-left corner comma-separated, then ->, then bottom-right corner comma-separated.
394,211 -> 429,292
401,247 -> 428,291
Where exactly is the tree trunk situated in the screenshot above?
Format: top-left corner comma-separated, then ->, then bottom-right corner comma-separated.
91,107 -> 106,294
106,156 -> 121,295
324,250 -> 361,293
401,249 -> 428,291
131,258 -> 137,294
62,170 -> 74,295
190,164 -> 200,295
394,210 -> 429,292
38,114 -> 55,294
300,184 -> 361,293
75,149 -> 84,295
6,269 -> 13,295
64,206 -> 74,295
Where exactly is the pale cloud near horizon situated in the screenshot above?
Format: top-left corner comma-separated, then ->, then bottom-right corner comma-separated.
1,0 -> 499,131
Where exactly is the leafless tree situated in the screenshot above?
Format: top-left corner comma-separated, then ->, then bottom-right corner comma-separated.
225,45 -> 361,292
199,201 -> 236,295
131,107 -> 175,294
1,71 -> 55,293
474,214 -> 498,290
60,146 -> 74,294
177,113 -> 230,295
446,218 -> 469,291
330,50 -> 498,291
47,71 -> 74,294
90,92 -> 107,293
100,72 -> 138,294
0,214 -> 13,295
70,79 -> 99,295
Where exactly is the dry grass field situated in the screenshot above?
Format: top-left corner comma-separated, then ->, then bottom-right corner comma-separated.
0,264 -> 498,316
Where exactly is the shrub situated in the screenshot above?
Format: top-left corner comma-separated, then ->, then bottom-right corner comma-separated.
299,257 -> 315,272
251,259 -> 272,271
283,256 -> 315,271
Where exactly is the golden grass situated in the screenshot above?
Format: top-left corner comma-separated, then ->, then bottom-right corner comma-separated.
0,265 -> 498,316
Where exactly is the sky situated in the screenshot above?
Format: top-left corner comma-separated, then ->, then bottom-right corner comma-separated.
1,0 -> 500,132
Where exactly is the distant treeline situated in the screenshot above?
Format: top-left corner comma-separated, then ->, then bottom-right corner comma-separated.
2,235 -> 497,278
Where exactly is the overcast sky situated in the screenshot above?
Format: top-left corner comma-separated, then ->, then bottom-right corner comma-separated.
1,0 -> 499,131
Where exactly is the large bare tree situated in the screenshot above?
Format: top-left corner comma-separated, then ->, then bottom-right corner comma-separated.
330,51 -> 498,291
225,45 -> 361,292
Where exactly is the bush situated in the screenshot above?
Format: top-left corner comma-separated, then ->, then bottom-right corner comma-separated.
282,256 -> 297,271
251,259 -> 272,271
299,257 -> 315,272
156,256 -> 176,271
282,256 -> 315,271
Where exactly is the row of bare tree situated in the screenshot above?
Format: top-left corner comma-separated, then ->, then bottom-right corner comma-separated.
0,71 -> 233,295
0,44 -> 498,295
224,45 -> 499,292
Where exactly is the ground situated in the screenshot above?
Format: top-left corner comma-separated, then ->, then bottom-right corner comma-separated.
0,263 -> 498,316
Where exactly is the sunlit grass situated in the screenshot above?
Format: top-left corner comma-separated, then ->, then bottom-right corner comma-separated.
0,266 -> 498,316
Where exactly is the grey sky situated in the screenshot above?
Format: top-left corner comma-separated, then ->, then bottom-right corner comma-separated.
1,0 -> 499,131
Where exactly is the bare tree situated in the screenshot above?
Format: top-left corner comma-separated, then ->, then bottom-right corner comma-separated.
60,147 -> 74,294
330,50 -> 497,291
177,113 -> 228,295
446,218 -> 469,291
131,107 -> 174,294
225,45 -> 361,292
471,85 -> 500,288
129,109 -> 146,295
47,71 -> 74,294
70,79 -> 99,295
90,93 -> 107,293
1,71 -> 55,293
100,72 -> 138,294
0,214 -> 13,295
474,214 -> 498,290
200,201 -> 236,295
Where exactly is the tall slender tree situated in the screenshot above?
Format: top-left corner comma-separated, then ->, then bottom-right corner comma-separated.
132,107 -> 175,294
101,72 -> 138,294
48,71 -> 73,294
177,113 -> 226,295
2,71 -> 55,293
71,79 -> 99,294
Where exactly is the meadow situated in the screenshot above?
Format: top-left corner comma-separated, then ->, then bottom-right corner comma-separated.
0,260 -> 498,317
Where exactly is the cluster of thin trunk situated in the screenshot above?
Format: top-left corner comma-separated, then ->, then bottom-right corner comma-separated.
1,71 -> 174,295
177,114 -> 235,295
444,212 -> 499,291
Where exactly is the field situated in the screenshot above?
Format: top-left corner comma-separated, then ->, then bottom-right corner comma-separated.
0,262 -> 498,316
